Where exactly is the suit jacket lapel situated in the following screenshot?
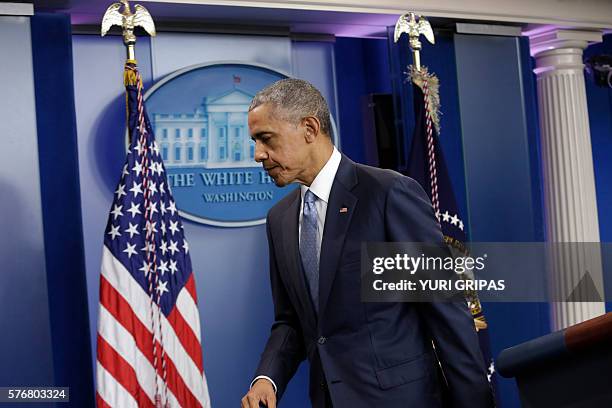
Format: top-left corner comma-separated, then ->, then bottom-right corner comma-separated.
319,156 -> 358,318
281,189 -> 317,328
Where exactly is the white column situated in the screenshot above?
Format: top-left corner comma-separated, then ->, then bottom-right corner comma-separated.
528,28 -> 605,330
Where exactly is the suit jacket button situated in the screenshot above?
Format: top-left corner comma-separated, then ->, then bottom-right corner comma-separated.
318,336 -> 327,345
320,381 -> 326,389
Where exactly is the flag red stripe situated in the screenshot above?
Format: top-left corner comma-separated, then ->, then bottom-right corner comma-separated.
96,392 -> 112,408
160,343 -> 202,408
99,275 -> 202,408
168,306 -> 203,373
185,274 -> 198,302
100,275 -> 154,361
97,334 -> 155,407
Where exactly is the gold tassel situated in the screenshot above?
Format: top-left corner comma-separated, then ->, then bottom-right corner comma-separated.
124,67 -> 139,87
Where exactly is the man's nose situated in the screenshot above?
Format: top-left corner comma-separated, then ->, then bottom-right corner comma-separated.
254,141 -> 268,163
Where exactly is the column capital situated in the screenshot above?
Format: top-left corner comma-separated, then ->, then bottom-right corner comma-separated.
526,27 -> 602,75
526,27 -> 602,57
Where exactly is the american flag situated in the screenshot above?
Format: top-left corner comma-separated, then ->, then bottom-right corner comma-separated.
96,63 -> 211,408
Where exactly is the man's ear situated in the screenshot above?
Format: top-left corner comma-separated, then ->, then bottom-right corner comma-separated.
302,116 -> 321,143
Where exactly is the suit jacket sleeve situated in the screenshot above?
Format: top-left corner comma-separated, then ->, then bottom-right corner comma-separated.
253,215 -> 306,401
385,176 -> 494,408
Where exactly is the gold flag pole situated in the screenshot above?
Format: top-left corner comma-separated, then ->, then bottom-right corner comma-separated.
101,0 -> 156,63
101,0 -> 156,145
393,12 -> 435,72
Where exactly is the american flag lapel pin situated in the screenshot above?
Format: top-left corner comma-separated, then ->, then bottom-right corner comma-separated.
339,206 -> 348,213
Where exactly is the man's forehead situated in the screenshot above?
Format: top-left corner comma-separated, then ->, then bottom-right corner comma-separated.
248,104 -> 279,126
248,106 -> 272,137
250,103 -> 276,118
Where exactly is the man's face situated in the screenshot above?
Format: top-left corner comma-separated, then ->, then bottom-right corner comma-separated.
248,103 -> 309,187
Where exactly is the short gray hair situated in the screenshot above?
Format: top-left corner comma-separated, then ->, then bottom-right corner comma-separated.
249,78 -> 332,137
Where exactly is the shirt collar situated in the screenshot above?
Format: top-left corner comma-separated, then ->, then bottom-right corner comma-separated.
300,147 -> 341,204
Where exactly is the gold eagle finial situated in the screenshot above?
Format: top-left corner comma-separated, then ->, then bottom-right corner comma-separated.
394,13 -> 434,71
101,0 -> 156,60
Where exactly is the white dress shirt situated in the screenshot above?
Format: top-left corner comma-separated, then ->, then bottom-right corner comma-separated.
252,147 -> 342,394
298,146 -> 342,251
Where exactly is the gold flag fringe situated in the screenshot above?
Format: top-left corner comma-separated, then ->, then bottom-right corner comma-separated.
409,66 -> 441,135
444,235 -> 488,331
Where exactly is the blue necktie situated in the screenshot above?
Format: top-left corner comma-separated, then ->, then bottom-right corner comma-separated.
300,189 -> 319,313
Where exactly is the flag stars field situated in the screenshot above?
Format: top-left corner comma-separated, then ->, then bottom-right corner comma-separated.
115,183 -> 126,198
146,220 -> 157,234
123,242 -> 137,258
129,181 -> 143,197
169,259 -> 178,275
168,201 -> 177,215
148,200 -> 158,215
140,242 -> 155,254
156,280 -> 169,296
132,160 -> 143,175
151,141 -> 160,156
168,240 -> 179,255
108,225 -> 121,240
110,204 -> 123,220
439,210 -> 465,231
169,220 -> 180,235
125,222 -> 139,238
134,140 -> 146,156
158,260 -> 169,276
139,261 -> 151,276
127,202 -> 141,217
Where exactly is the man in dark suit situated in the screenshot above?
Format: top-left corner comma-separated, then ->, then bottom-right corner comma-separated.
241,79 -> 493,408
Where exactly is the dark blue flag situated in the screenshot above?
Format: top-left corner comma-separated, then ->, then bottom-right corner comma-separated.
405,67 -> 498,398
